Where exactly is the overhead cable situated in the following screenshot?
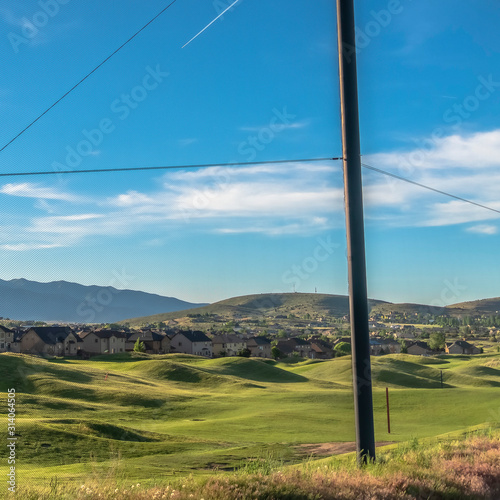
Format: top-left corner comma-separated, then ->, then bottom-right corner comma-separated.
0,0 -> 179,153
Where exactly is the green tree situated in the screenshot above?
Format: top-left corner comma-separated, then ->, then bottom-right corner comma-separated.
428,331 -> 446,351
334,342 -> 351,357
400,339 -> 408,354
133,339 -> 146,352
237,348 -> 251,358
271,346 -> 282,360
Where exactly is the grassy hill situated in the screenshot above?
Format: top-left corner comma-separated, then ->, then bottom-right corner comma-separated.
120,292 -> 389,327
2,351 -> 500,495
370,297 -> 500,318
120,292 -> 500,328
448,297 -> 500,314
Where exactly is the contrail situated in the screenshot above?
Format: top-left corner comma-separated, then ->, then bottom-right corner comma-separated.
182,0 -> 241,48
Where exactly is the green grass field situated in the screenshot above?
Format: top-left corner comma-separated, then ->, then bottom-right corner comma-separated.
2,351 -> 500,494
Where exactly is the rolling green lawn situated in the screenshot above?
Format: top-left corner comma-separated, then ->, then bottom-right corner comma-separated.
1,351 -> 500,492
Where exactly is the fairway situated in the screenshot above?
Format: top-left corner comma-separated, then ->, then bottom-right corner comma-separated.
1,352 -> 500,489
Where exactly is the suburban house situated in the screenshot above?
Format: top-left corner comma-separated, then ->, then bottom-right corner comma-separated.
309,338 -> 334,359
126,330 -> 170,354
0,325 -> 14,352
9,332 -> 22,353
276,338 -> 313,358
20,326 -> 82,356
212,334 -> 246,357
78,330 -> 127,355
246,336 -> 272,358
370,338 -> 382,356
370,338 -> 401,355
393,330 -> 416,340
379,338 -> 401,354
445,340 -> 481,355
170,331 -> 212,357
406,341 -> 430,356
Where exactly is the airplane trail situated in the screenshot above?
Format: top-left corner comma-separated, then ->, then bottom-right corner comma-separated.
182,0 -> 241,48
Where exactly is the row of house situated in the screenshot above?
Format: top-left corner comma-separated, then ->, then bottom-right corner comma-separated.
0,327 -> 274,359
401,340 -> 481,356
0,325 -> 481,359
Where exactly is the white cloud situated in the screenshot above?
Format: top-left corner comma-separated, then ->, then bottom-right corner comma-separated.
215,217 -> 332,236
4,127 -> 500,252
362,129 -> 500,228
366,129 -> 500,171
105,162 -> 344,231
0,161 -> 342,250
0,183 -> 82,202
111,191 -> 156,207
421,201 -> 500,227
239,120 -> 310,132
466,224 -> 498,235
0,242 -> 65,251
28,213 -> 122,237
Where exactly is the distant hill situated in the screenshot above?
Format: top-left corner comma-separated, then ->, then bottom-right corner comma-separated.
120,293 -> 500,328
447,297 -> 500,315
0,278 -> 207,323
358,297 -> 500,318
368,301 -> 436,316
121,292 -> 390,327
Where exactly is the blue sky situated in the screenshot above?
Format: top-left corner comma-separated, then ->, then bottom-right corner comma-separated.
0,0 -> 499,306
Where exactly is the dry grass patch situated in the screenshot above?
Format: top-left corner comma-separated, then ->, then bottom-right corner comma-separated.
15,431 -> 500,499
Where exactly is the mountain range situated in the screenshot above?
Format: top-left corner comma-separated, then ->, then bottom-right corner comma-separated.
1,278 -> 499,325
0,278 -> 207,323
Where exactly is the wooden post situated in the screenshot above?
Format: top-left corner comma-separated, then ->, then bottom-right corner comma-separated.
386,387 -> 391,434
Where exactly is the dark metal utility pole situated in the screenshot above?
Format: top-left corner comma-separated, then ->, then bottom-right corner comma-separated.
336,0 -> 376,463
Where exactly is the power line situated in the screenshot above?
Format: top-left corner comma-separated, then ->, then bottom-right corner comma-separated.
2,154 -> 498,217
0,0 -> 179,154
361,162 -> 500,216
0,157 -> 341,178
